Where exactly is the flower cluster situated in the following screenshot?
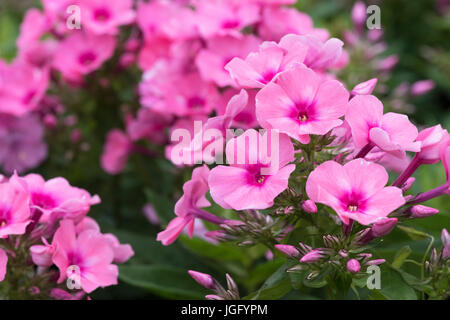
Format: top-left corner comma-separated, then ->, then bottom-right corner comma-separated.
0,173 -> 133,299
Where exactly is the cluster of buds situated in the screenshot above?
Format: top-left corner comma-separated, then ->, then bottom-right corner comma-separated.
424,229 -> 450,299
188,271 -> 240,300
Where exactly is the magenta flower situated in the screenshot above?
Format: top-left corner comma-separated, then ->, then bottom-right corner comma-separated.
52,220 -> 118,294
78,0 -> 135,35
0,113 -> 47,174
0,174 -> 31,238
346,95 -> 421,158
346,259 -> 361,273
52,32 -> 116,83
30,237 -> 55,267
23,174 -> 100,223
196,35 -> 261,87
0,60 -> 49,116
209,129 -> 295,210
306,159 -> 405,225
416,125 -> 449,164
256,64 -> 349,144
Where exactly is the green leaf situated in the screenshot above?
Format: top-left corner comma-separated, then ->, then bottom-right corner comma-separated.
397,225 -> 430,241
392,245 -> 412,269
376,266 -> 418,300
119,264 -> 207,299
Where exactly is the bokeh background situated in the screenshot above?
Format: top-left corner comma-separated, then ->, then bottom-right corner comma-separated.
0,0 -> 449,299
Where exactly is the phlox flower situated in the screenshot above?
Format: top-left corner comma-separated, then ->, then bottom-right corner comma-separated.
195,0 -> 260,38
345,95 -> 421,158
225,38 -> 309,89
0,174 -> 31,238
415,125 -> 449,164
0,60 -> 49,116
215,88 -> 259,129
78,0 -> 136,35
0,113 -> 47,174
209,129 -> 295,210
52,219 -> 118,293
306,159 -> 406,225
126,108 -> 173,145
256,64 -> 349,144
52,32 -> 116,83
22,174 -> 100,223
101,129 -> 132,175
196,35 -> 261,87
258,7 -> 328,42
157,165 -> 220,245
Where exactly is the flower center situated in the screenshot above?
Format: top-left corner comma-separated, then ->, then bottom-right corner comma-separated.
347,205 -> 358,212
298,113 -> 308,122
222,20 -> 240,29
257,176 -> 266,184
94,8 -> 111,22
78,51 -> 97,66
187,96 -> 205,109
0,220 -> 6,228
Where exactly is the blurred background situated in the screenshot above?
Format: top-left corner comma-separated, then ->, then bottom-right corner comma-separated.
0,0 -> 449,299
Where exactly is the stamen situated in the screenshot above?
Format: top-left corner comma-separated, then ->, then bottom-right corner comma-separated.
298,114 -> 308,122
347,205 -> 358,212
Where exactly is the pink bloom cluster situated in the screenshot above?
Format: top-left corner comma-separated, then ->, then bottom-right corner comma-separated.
0,173 -> 133,298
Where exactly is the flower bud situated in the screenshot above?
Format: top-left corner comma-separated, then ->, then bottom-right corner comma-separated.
346,259 -> 361,273
410,205 -> 439,218
416,125 -> 448,164
378,55 -> 399,71
351,78 -> 378,96
366,259 -> 386,266
301,200 -> 317,214
401,177 -> 416,192
441,228 -> 449,247
188,270 -> 216,290
226,273 -> 238,293
443,244 -> 450,260
206,294 -> 224,300
274,244 -> 301,258
371,218 -> 398,237
351,1 -> 366,32
300,249 -> 325,263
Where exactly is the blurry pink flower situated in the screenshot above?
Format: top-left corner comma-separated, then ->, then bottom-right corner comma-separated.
78,0 -> 135,35
0,248 -> 7,281
101,129 -> 132,175
0,114 -> 47,174
23,173 -> 100,223
258,7 -> 324,42
53,32 -> 116,83
196,35 -> 261,87
103,233 -> 134,264
351,1 -> 366,33
215,88 -> 259,129
306,159 -> 405,225
52,220 -> 118,293
0,174 -> 31,237
411,80 -> 435,96
195,0 -> 260,38
346,95 -> 421,158
225,40 -> 308,88
143,204 -> 160,225
256,64 -> 349,144
0,60 -> 49,116
137,0 -> 197,40
126,108 -> 172,145
377,55 -> 399,72
209,129 -> 295,210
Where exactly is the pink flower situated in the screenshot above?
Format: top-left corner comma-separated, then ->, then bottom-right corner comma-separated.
0,60 -> 49,116
346,95 -> 421,158
126,108 -> 173,145
351,78 -> 378,96
78,0 -> 135,35
52,220 -> 118,293
415,125 -> 448,164
30,237 -> 55,267
0,113 -> 47,174
410,80 -> 435,96
0,174 -> 31,237
0,248 -> 7,281
306,159 -> 405,225
102,234 -> 134,264
209,129 -> 295,210
195,0 -> 260,38
157,165 -> 221,245
215,88 -> 259,129
258,7 -> 324,42
196,35 -> 261,87
256,64 -> 349,144
351,1 -> 366,33
23,174 -> 100,223
53,32 -> 116,83
101,129 -> 132,175
225,40 -> 308,89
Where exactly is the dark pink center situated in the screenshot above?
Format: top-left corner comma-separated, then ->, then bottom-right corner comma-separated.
246,164 -> 268,186
187,96 -> 206,109
93,8 -> 111,22
22,90 -> 37,105
32,193 -> 57,210
340,191 -> 367,213
222,20 -> 240,29
78,51 -> 97,66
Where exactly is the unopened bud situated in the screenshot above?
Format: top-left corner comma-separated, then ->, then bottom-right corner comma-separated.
274,244 -> 301,258
301,200 -> 317,214
351,78 -> 378,96
401,177 -> 415,192
441,229 -> 449,247
346,259 -> 361,273
371,218 -> 398,237
226,274 -> 238,293
188,270 -> 216,290
411,80 -> 435,96
300,249 -> 325,263
366,259 -> 385,266
205,295 -> 224,300
410,205 -> 439,218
